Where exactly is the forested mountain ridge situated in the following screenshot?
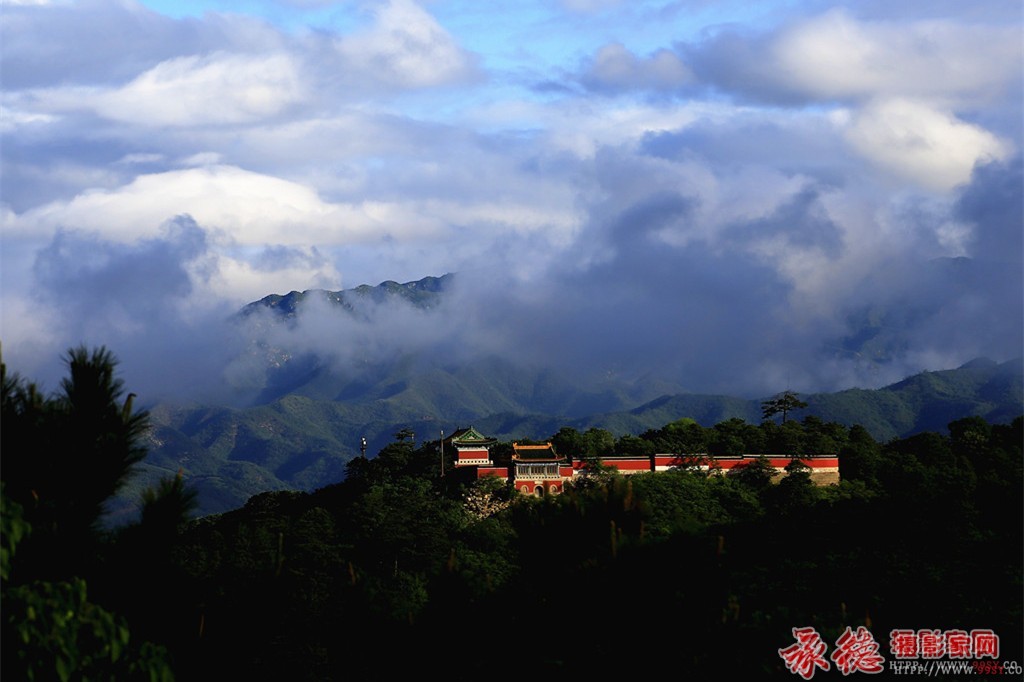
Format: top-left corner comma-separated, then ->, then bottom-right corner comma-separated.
582,356 -> 1024,442
134,356 -> 1022,518
233,273 -> 1022,420
4,349 -> 1020,680
10,276 -> 1018,519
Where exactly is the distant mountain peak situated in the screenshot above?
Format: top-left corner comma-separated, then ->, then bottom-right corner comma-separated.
241,273 -> 455,319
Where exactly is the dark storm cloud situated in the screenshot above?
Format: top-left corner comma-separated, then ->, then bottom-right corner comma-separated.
426,150 -> 1022,397
677,31 -> 802,106
221,176 -> 794,397
724,185 -> 843,259
956,157 -> 1023,265
33,216 -> 208,320
640,118 -> 847,175
418,149 -> 820,396
939,156 -> 1024,359
517,182 -> 814,392
823,157 -> 1023,375
828,255 -> 1022,377
28,216 -> 245,402
516,224 -> 795,393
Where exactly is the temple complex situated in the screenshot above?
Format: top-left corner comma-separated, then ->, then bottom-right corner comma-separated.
446,427 -> 841,495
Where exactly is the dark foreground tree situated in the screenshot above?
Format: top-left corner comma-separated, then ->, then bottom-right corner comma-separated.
2,346 -> 192,681
1,490 -> 173,682
2,346 -> 150,577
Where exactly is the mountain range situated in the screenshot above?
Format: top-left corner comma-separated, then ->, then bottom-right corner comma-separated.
115,276 -> 1023,521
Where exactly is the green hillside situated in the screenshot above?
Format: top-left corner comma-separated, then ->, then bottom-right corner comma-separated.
135,357 -> 1022,518
134,277 -> 1024,519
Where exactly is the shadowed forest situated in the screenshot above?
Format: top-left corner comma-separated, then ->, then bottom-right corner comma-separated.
2,348 -> 1021,680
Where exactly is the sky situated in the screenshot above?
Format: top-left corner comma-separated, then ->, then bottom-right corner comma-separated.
1,0 -> 1022,403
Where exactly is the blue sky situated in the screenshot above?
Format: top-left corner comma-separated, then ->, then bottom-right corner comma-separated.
1,0 -> 1021,399
135,0 -> 777,56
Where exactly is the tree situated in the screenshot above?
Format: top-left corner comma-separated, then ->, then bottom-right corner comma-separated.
657,418 -> 709,454
761,390 -> 808,424
2,347 -> 199,598
615,434 -> 655,457
709,418 -> 747,456
948,416 -> 991,462
138,471 -> 199,536
732,455 -> 779,491
551,427 -> 585,459
2,346 -> 151,578
801,415 -> 847,453
709,417 -> 765,455
765,460 -> 819,515
581,428 -> 615,457
462,476 -> 513,520
764,419 -> 805,455
1,484 -> 174,681
839,424 -> 881,485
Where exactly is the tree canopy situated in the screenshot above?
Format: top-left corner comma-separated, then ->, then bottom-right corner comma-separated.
1,347 -> 193,680
761,390 -> 809,423
1,348 -> 1020,679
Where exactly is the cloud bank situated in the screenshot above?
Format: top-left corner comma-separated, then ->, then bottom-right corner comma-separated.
1,0 -> 1020,404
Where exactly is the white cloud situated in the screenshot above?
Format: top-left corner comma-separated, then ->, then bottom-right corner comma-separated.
211,251 -> 343,304
334,0 -> 478,88
116,153 -> 165,165
539,100 -> 713,157
1,156 -> 580,275
3,165 -> 422,245
0,106 -> 58,132
179,151 -> 224,166
772,8 -> 1021,105
0,293 -> 62,378
844,98 -> 1011,191
64,51 -> 308,126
